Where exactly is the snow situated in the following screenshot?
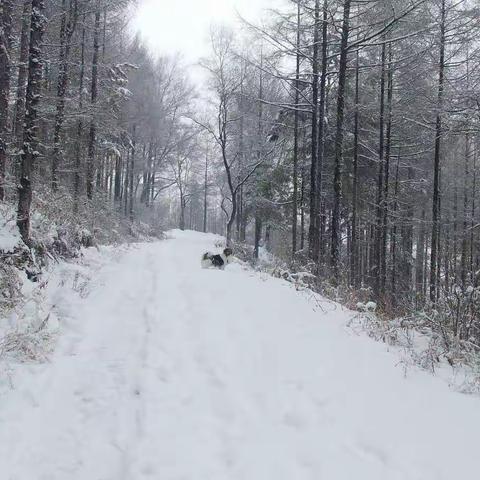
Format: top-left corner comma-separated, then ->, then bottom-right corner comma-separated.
1,230 -> 480,479
357,301 -> 377,312
0,206 -> 23,253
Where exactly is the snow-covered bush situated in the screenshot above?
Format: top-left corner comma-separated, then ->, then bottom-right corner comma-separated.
356,301 -> 378,313
0,328 -> 53,363
0,204 -> 23,254
440,285 -> 480,343
0,263 -> 23,313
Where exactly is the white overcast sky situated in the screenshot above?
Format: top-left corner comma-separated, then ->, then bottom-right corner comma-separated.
132,0 -> 286,63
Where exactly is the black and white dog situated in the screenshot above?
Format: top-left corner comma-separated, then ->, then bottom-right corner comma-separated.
201,248 -> 234,269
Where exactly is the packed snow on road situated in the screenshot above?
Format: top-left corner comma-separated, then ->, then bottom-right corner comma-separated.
1,230 -> 480,480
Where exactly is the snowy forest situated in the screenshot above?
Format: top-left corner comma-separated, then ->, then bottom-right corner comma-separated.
2,0 -> 480,347
3,1 -> 480,477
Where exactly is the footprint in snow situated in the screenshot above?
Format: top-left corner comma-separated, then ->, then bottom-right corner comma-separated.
283,410 -> 308,430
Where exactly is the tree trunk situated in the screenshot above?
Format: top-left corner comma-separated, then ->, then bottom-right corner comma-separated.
430,0 -> 446,303
140,143 -> 149,204
86,5 -> 101,200
331,0 -> 352,278
350,46 -> 360,287
13,0 -> 31,157
381,43 -> 394,299
219,93 -> 236,246
416,207 -> 426,306
203,149 -> 208,232
391,151 -> 401,303
308,0 -> 320,260
124,149 -> 130,215
150,146 -> 157,206
265,225 -> 272,251
179,196 -> 186,231
129,125 -> 136,222
0,0 -> 13,200
314,0 -> 329,263
114,156 -> 122,201
461,134 -> 469,286
401,166 -> 415,300
236,64 -> 245,241
254,216 -> 262,260
52,0 -> 77,191
470,145 -> 477,276
292,1 -> 301,257
374,41 -> 387,300
73,14 -> 86,213
300,162 -> 305,250
17,0 -> 46,244
444,209 -> 450,292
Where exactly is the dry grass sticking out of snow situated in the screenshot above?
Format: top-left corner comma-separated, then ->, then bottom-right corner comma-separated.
1,183 -> 165,381
0,243 -> 132,391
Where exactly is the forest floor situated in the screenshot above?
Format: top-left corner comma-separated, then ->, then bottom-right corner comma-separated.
1,230 -> 480,479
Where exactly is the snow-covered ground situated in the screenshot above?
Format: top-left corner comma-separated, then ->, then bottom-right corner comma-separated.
1,230 -> 480,479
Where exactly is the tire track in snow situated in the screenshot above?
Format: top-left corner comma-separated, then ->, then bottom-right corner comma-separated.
112,250 -> 161,479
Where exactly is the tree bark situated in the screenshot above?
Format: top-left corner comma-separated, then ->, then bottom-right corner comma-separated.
350,46 -> 360,287
129,125 -> 136,222
314,0 -> 328,264
300,162 -> 305,250
391,150 -> 401,303
430,0 -> 446,303
123,149 -> 129,215
254,216 -> 262,260
52,0 -> 77,191
331,0 -> 352,278
73,14 -> 86,213
381,43 -> 394,299
292,1 -> 301,257
416,207 -> 426,306
401,166 -> 415,299
13,0 -> 31,155
0,0 -> 13,200
461,134 -> 469,286
203,149 -> 208,233
374,41 -> 387,300
86,4 -> 101,200
308,0 -> 320,260
470,145 -> 477,276
17,0 -> 46,244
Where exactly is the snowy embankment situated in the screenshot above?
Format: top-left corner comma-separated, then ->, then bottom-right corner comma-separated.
1,230 -> 480,479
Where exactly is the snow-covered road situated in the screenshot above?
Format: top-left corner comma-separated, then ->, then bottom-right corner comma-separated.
1,230 -> 480,479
